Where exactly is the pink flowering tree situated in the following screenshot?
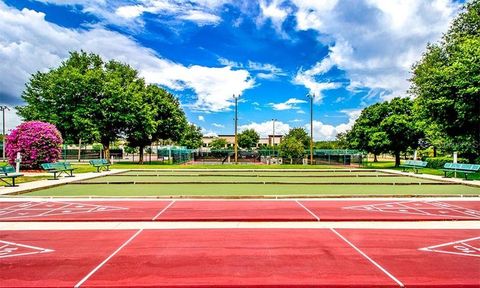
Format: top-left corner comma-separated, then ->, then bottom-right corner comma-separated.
5,121 -> 63,169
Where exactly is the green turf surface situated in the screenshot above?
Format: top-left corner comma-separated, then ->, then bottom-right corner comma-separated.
116,171 -> 391,177
24,183 -> 480,197
81,175 -> 440,184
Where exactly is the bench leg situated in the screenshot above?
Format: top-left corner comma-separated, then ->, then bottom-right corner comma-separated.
96,167 -> 100,173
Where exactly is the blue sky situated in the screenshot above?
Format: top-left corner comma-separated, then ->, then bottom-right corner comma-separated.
0,0 -> 464,139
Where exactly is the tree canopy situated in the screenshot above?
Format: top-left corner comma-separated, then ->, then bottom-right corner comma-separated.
17,51 -> 188,161
238,129 -> 260,149
284,127 -> 310,148
347,98 -> 422,166
178,124 -> 203,149
209,138 -> 228,150
410,0 -> 480,161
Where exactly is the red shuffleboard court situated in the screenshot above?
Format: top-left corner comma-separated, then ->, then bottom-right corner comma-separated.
0,201 -> 171,221
0,200 -> 479,222
0,229 -> 478,287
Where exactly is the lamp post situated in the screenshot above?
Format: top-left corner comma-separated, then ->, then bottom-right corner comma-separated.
306,93 -> 315,165
0,106 -> 9,162
233,94 -> 239,164
271,118 -> 277,146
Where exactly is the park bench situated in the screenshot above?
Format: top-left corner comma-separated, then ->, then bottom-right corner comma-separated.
441,163 -> 480,180
0,165 -> 23,187
41,162 -> 75,180
89,159 -> 111,172
399,160 -> 428,174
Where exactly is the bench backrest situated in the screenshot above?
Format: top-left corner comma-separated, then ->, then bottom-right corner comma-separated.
404,160 -> 428,167
1,165 -> 16,174
90,159 -> 110,165
41,162 -> 71,170
444,163 -> 480,171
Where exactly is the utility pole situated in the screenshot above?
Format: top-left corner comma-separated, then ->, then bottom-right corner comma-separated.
1,106 -> 9,162
233,94 -> 239,164
271,118 -> 277,146
306,93 -> 314,165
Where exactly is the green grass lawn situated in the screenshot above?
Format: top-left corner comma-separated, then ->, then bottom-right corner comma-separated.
0,176 -> 49,187
25,183 -> 480,197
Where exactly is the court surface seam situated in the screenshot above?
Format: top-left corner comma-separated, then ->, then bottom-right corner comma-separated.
74,229 -> 143,287
151,200 -> 176,220
295,200 -> 320,221
330,228 -> 404,287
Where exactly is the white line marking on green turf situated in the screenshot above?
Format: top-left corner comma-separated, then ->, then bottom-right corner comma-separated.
151,200 -> 176,220
295,200 -> 320,221
330,228 -> 404,288
74,229 -> 143,287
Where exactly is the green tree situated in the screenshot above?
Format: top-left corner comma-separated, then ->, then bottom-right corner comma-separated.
411,0 -> 480,161
347,102 -> 389,161
179,124 -> 203,149
17,51 -> 152,159
284,127 -> 310,148
238,129 -> 260,149
126,85 -> 187,163
279,137 -> 305,164
209,138 -> 228,150
348,98 -> 422,166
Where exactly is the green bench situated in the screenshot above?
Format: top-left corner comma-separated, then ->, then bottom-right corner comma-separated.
0,165 -> 23,187
89,159 -> 111,172
399,160 -> 428,174
441,163 -> 480,180
41,162 -> 75,180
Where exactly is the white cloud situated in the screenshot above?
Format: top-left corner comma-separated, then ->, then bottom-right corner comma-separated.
212,123 -> 225,128
293,57 -> 341,100
198,115 -> 205,121
305,109 -> 361,140
257,0 -> 290,37
239,120 -> 291,137
269,98 -> 307,111
264,0 -> 460,100
218,58 -> 286,80
37,0 -> 226,27
0,3 -> 254,113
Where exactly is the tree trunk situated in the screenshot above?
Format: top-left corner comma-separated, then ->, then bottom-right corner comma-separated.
395,152 -> 401,167
433,146 -> 437,158
101,140 -> 110,160
139,145 -> 145,164
373,154 -> 378,162
77,139 -> 82,162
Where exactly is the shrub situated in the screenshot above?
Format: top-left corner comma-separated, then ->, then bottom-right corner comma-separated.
5,121 -> 63,169
424,156 -> 468,169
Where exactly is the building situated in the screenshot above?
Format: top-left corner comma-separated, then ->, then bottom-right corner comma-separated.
201,134 -> 283,149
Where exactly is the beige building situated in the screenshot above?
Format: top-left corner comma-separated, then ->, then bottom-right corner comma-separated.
202,134 -> 283,148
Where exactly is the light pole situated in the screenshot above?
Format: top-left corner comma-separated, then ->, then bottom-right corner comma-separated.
233,94 -> 239,164
271,118 -> 277,146
0,106 -> 9,162
306,93 -> 314,165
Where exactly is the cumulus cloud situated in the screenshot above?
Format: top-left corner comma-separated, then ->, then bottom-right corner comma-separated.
266,0 -> 460,100
36,0 -> 226,27
212,123 -> 225,128
218,58 -> 286,80
0,2 -> 254,114
305,109 -> 361,140
239,120 -> 291,137
269,98 -> 307,111
198,115 -> 205,121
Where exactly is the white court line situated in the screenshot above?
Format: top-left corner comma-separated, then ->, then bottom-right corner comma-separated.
419,236 -> 480,250
151,200 -> 176,221
330,228 -> 404,288
295,200 -> 320,221
74,229 -> 143,287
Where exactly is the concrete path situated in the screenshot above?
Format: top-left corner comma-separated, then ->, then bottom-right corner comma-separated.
0,169 -> 127,196
378,169 -> 480,187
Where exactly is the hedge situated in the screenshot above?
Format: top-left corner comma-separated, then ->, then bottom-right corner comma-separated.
424,157 -> 468,169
